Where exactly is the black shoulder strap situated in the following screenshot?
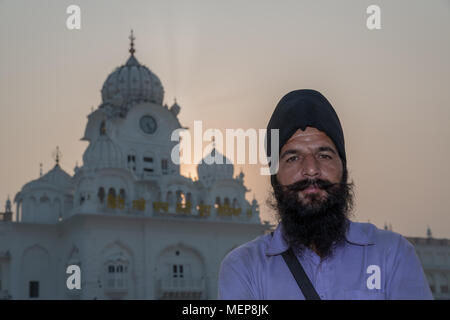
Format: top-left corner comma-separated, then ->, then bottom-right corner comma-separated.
271,231 -> 321,300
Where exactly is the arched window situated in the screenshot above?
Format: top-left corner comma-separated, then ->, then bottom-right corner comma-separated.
232,198 -> 238,208
215,197 -> 221,208
100,121 -> 106,135
106,262 -> 128,289
107,188 -> 116,209
108,188 -> 116,197
118,189 -> 126,210
98,187 -> 105,204
224,197 -> 230,207
127,150 -> 136,172
186,193 -> 192,204
79,193 -> 85,206
176,190 -> 183,204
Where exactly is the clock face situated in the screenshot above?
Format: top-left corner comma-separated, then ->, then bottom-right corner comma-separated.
139,115 -> 157,134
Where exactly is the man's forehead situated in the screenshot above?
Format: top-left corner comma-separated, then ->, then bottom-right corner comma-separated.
286,126 -> 332,142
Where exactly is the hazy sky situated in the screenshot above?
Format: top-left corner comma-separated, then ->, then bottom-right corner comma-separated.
1,0 -> 449,238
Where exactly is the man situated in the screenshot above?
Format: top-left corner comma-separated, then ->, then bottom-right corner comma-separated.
218,89 -> 433,300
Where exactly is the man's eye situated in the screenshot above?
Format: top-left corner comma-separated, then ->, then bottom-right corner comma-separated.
319,154 -> 332,159
286,156 -> 298,163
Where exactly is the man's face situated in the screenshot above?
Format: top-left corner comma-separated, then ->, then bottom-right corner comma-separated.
276,126 -> 343,207
271,126 -> 351,259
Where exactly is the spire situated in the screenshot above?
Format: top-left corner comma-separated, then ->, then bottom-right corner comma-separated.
252,194 -> 258,206
169,97 -> 181,116
125,29 -> 140,66
129,29 -> 136,55
39,163 -> 43,177
427,225 -> 432,239
211,130 -> 216,157
52,146 -> 62,166
5,195 -> 11,213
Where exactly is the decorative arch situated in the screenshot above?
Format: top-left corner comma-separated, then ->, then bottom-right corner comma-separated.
21,244 -> 52,299
99,240 -> 135,300
155,242 -> 207,299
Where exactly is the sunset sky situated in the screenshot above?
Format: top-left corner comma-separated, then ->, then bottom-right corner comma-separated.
1,0 -> 449,238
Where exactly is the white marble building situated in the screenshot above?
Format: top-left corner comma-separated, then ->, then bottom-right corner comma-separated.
0,33 -> 269,300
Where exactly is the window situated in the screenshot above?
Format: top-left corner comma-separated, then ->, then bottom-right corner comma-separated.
441,285 -> 449,293
106,263 -> 128,290
215,197 -> 221,208
143,156 -> 154,174
100,121 -> 106,135
118,189 -> 126,209
127,154 -> 136,172
29,281 -> 39,298
98,187 -> 105,204
172,264 -> 184,278
161,159 -> 168,174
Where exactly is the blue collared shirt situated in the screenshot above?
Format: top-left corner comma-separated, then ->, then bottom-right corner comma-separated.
218,220 -> 433,300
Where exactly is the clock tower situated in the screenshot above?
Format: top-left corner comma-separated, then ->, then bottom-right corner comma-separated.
75,31 -> 187,214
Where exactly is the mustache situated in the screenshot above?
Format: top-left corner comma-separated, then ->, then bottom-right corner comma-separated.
283,178 -> 338,193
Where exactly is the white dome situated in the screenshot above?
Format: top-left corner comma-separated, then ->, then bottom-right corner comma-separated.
22,164 -> 72,192
101,54 -> 164,107
83,134 -> 123,169
197,148 -> 234,187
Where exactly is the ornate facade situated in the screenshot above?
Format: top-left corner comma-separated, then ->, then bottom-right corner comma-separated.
0,33 -> 269,300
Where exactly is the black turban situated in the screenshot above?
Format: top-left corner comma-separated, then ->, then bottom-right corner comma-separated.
266,89 -> 346,187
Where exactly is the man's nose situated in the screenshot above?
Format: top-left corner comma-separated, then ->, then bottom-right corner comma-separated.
302,154 -> 320,178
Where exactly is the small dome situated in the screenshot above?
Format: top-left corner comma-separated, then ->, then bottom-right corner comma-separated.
22,164 -> 72,192
83,134 -> 123,169
197,148 -> 234,187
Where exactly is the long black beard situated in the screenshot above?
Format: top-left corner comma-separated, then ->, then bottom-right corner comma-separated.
268,171 -> 354,260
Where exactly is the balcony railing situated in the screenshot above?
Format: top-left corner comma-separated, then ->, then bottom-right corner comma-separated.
93,197 -> 254,221
104,277 -> 128,293
157,277 -> 205,300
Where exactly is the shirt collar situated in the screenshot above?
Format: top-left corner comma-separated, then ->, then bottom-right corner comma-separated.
265,219 -> 375,256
